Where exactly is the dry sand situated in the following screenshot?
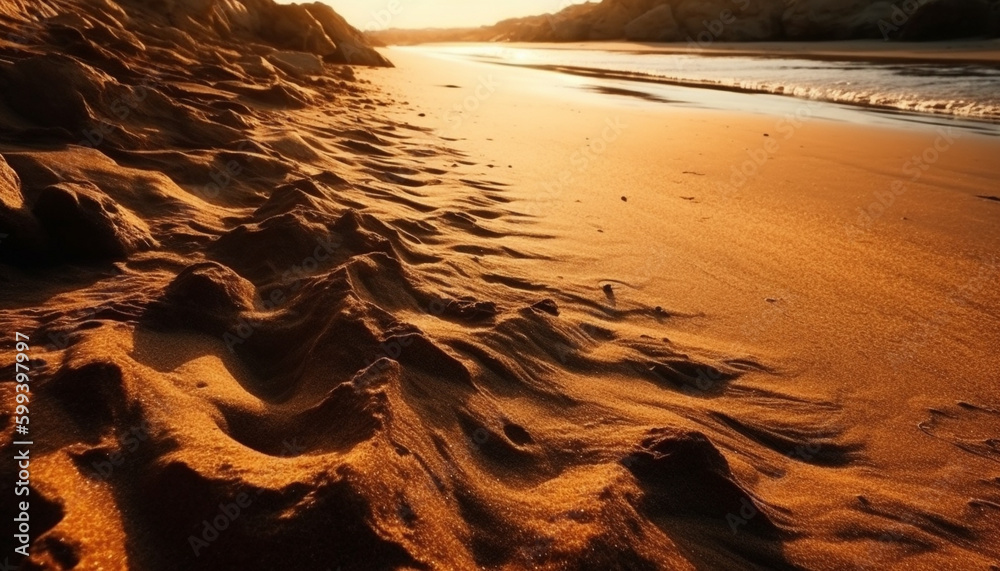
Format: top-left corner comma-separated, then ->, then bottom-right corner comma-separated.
380,48 -> 1000,570
1,3 -> 999,570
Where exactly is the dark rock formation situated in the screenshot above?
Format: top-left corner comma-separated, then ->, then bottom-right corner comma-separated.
303,2 -> 394,66
3,154 -> 162,268
32,182 -> 158,262
896,0 -> 993,40
782,0 -> 897,40
372,0 -> 998,43
677,0 -> 785,41
625,4 -> 682,41
0,155 -> 45,266
143,0 -> 393,66
623,427 -> 779,536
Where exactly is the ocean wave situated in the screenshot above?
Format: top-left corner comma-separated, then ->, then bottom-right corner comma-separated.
432,45 -> 1000,124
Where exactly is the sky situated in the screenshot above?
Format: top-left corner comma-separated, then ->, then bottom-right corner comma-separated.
275,0 -> 591,31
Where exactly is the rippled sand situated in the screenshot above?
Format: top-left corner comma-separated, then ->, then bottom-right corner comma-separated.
2,2 -> 1000,570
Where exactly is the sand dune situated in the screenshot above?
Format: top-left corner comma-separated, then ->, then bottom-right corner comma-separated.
2,1 -> 999,570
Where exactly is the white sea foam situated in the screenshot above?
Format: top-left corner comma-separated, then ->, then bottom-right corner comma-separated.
422,44 -> 1000,123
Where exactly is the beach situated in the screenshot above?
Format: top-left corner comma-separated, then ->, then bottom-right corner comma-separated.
378,47 -> 1000,568
1,2 -> 999,568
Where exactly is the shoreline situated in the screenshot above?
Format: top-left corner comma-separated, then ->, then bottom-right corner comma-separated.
396,43 -> 1000,130
396,38 -> 1000,64
481,60 -> 1000,129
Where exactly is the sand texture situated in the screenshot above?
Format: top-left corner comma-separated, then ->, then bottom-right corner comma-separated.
1,1 -> 1000,571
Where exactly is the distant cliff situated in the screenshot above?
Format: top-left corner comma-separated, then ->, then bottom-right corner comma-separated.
371,0 -> 1000,44
137,0 -> 393,66
6,0 -> 394,66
